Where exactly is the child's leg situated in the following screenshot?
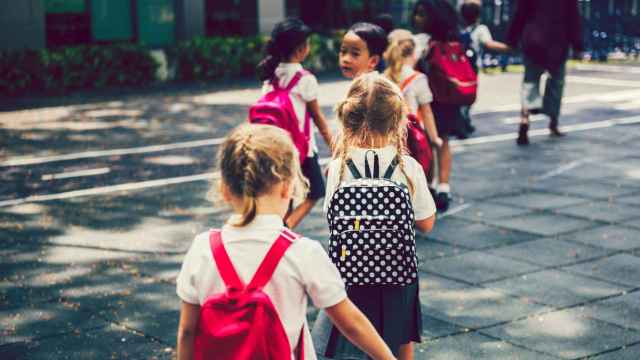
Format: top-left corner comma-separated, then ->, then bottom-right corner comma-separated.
286,154 -> 325,229
398,342 -> 414,360
437,138 -> 451,185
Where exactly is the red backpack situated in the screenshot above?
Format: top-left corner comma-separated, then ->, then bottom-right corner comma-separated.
249,71 -> 311,164
400,72 -> 434,181
194,229 -> 304,360
427,41 -> 477,106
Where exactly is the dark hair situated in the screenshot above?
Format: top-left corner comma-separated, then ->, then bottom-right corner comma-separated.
257,18 -> 311,81
460,2 -> 482,26
412,0 -> 459,41
348,22 -> 388,57
373,13 -> 394,35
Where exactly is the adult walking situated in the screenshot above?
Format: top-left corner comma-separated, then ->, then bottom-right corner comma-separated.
506,0 -> 583,145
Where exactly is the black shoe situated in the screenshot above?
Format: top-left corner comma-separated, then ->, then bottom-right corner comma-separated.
429,187 -> 437,200
549,118 -> 565,137
435,192 -> 451,212
517,123 -> 529,145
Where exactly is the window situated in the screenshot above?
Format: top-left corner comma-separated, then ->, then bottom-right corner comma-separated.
45,0 -> 91,47
206,0 -> 257,36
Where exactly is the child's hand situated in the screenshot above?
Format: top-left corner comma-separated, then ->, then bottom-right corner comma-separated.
433,137 -> 444,148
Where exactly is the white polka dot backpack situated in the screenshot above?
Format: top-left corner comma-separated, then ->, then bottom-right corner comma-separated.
327,151 -> 418,286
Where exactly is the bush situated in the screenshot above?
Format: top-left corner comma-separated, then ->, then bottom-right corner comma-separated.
0,44 -> 158,97
171,32 -> 344,82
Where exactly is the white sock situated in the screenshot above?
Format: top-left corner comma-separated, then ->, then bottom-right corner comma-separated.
429,180 -> 438,190
437,183 -> 451,193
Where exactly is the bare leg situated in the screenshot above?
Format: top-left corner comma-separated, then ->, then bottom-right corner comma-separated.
398,342 -> 414,360
285,198 -> 317,229
438,138 -> 451,185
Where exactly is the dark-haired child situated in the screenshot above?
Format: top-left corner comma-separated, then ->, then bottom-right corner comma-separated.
339,22 -> 388,79
257,18 -> 334,229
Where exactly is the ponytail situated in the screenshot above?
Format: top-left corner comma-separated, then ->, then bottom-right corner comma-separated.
383,42 -> 405,85
256,18 -> 311,81
234,196 -> 258,227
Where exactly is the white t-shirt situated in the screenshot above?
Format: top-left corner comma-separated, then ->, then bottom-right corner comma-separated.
176,214 -> 346,360
323,145 -> 437,221
465,24 -> 493,68
262,63 -> 319,157
399,65 -> 432,114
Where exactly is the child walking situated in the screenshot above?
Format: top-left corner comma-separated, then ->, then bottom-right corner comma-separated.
313,73 -> 437,360
339,22 -> 388,79
176,124 -> 397,360
257,18 -> 333,229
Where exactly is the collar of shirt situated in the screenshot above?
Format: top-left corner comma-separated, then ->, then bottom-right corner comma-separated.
222,214 -> 285,241
275,62 -> 303,74
348,144 -> 396,157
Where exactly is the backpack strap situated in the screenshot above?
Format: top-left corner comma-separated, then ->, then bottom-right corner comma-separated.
286,70 -> 312,147
400,71 -> 421,92
364,150 -> 380,178
247,228 -> 299,290
345,159 -> 362,179
383,157 -> 399,179
210,230 -> 245,292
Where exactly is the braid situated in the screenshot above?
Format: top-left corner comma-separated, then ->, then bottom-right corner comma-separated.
394,131 -> 414,195
337,134 -> 350,185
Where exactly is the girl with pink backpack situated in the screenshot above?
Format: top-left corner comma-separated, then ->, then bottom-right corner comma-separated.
252,18 -> 333,229
176,124 -> 396,360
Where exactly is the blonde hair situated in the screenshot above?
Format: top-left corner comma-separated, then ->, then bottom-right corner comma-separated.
335,72 -> 414,192
216,124 -> 308,226
383,30 -> 416,85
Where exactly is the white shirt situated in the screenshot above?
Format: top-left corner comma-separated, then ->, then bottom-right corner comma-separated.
399,65 -> 432,114
176,214 -> 346,360
323,145 -> 437,221
465,24 -> 493,68
413,33 -> 431,60
262,63 -> 319,157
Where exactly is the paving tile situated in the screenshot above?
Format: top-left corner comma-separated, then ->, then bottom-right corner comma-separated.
421,313 -> 464,339
420,283 -> 548,329
451,202 -> 533,222
421,251 -> 541,284
540,181 -> 638,201
486,269 -> 627,307
589,342 -> 640,359
622,219 -> 640,230
414,331 -> 557,360
0,323 -> 174,360
481,309 -> 640,359
562,254 -> 640,287
427,218 -> 539,250
616,193 -> 640,207
0,302 -> 107,345
567,291 -> 640,331
491,192 -> 589,210
487,238 -> 612,267
560,225 -> 640,251
554,201 -> 640,223
415,238 -> 470,263
482,213 -> 596,237
420,273 -> 471,292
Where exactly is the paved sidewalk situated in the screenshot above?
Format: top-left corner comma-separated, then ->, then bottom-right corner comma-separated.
2,67 -> 640,359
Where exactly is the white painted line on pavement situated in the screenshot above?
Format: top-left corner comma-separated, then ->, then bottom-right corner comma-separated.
1,138 -> 225,167
2,114 -> 640,207
0,172 -> 218,208
438,203 -> 472,219
565,76 -> 640,88
41,167 -> 111,181
502,114 -> 547,125
533,160 -> 589,181
573,63 -> 640,74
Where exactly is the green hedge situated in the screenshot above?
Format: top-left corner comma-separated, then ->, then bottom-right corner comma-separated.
0,44 -> 158,97
170,32 -> 344,82
0,33 -> 343,97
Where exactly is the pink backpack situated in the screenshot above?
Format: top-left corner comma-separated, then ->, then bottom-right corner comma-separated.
249,71 -> 311,164
427,41 -> 478,106
194,229 -> 304,360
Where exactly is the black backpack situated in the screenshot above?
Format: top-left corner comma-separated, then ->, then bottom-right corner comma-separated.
460,26 -> 479,74
326,152 -> 418,286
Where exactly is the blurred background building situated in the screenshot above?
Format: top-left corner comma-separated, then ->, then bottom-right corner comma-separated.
1,0 -> 639,59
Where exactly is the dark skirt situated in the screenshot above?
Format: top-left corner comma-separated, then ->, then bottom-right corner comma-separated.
312,281 -> 422,359
432,102 -> 468,139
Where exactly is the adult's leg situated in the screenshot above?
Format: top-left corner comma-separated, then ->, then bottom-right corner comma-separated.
543,60 -> 567,136
518,58 -> 545,145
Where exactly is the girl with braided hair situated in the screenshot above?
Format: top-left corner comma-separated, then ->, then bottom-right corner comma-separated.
313,73 -> 436,360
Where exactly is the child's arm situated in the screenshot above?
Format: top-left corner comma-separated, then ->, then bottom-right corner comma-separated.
416,214 -> 436,233
177,301 -> 200,360
307,100 -> 334,152
418,103 -> 443,148
482,39 -> 511,53
325,299 -> 397,360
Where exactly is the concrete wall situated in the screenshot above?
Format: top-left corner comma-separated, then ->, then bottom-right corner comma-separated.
176,0 -> 206,41
258,0 -> 285,34
0,0 -> 45,50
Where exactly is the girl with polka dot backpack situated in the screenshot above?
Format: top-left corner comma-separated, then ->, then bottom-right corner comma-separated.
313,73 -> 436,360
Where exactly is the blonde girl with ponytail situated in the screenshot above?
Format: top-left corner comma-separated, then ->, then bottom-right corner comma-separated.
314,73 -> 436,360
176,124 -> 397,360
384,29 -> 443,149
